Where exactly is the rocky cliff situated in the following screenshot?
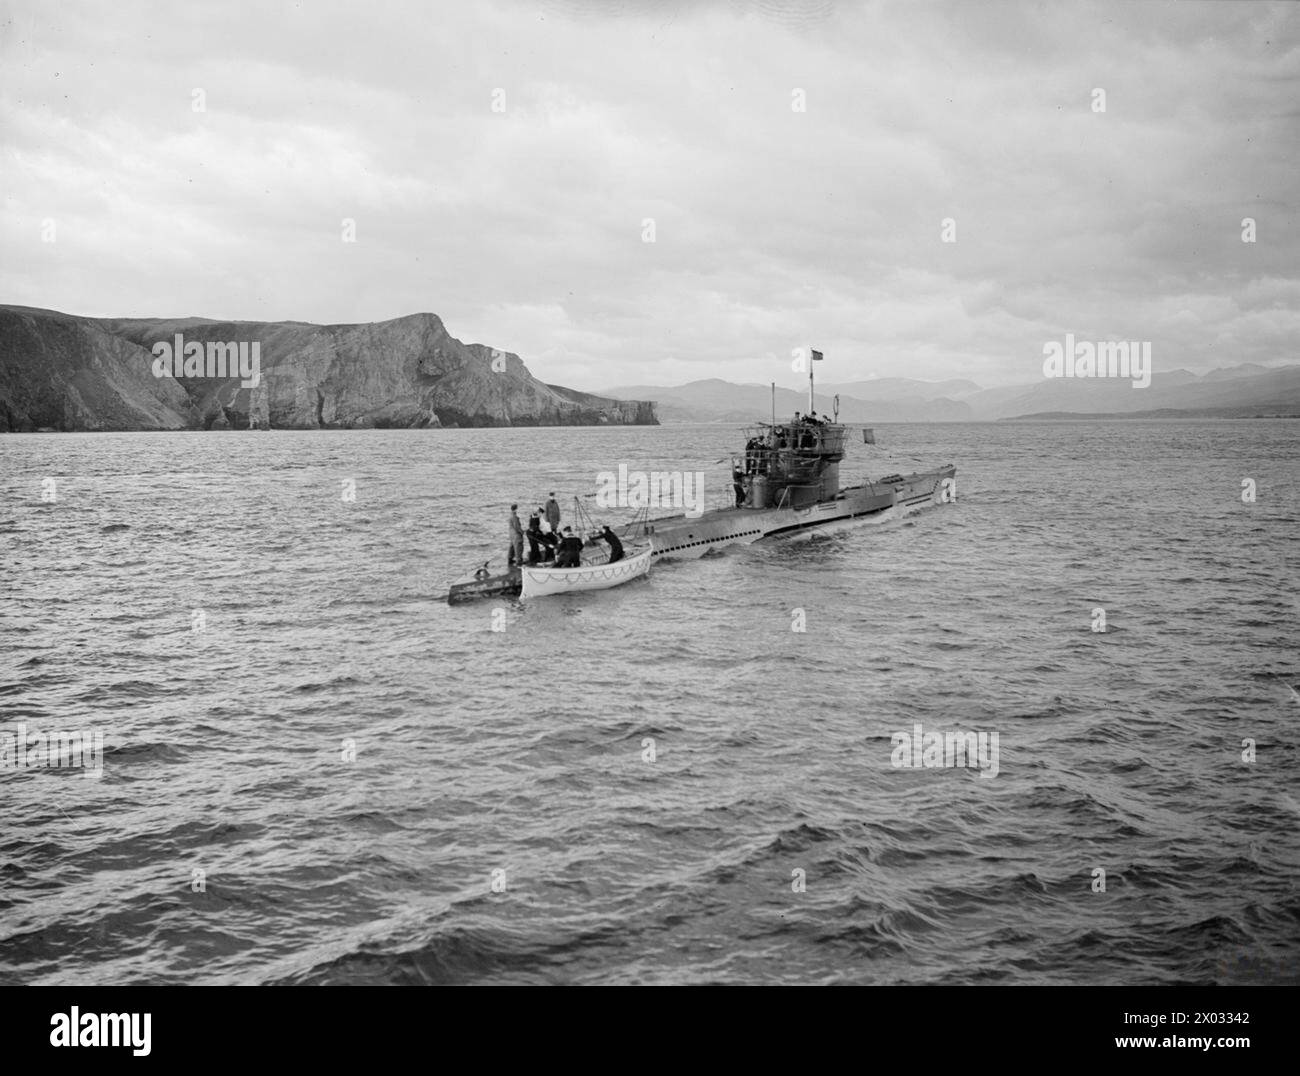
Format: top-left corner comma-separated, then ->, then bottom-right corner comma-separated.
0,306 -> 658,432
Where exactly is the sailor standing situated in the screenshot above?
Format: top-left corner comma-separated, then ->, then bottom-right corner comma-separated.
508,504 -> 524,567
544,492 -> 561,533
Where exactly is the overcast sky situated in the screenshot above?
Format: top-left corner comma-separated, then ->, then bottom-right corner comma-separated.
2,0 -> 1297,390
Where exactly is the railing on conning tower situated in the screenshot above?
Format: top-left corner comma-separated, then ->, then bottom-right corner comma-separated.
736,421 -> 846,476
729,419 -> 849,510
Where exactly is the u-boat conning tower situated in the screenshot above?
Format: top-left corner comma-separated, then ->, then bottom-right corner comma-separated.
732,346 -> 851,510
735,419 -> 847,509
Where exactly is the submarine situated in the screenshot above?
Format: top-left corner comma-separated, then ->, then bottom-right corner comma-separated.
622,412 -> 955,560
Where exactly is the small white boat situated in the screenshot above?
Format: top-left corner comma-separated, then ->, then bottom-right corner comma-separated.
520,544 -> 651,599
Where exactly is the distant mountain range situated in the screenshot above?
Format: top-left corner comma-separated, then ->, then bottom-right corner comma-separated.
601,364 -> 1300,423
5,303 -> 1293,432
0,306 -> 657,432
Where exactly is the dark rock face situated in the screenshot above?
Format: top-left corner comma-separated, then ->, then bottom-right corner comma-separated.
0,306 -> 658,432
0,307 -> 198,431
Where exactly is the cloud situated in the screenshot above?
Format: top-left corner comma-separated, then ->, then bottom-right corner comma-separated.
2,0 -> 1297,390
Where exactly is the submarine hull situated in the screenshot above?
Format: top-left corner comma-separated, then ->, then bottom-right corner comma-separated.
634,465 -> 956,560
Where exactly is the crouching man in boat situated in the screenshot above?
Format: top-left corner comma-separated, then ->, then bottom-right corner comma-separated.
593,524 -> 625,564
554,526 -> 584,568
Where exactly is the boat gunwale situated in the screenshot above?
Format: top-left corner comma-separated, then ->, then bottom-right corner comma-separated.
519,546 -> 652,582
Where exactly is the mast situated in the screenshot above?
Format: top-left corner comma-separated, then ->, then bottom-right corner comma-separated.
807,347 -> 823,414
771,382 -> 775,426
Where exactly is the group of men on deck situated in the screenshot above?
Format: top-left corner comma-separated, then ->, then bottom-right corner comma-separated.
507,493 -> 624,570
770,410 -> 828,453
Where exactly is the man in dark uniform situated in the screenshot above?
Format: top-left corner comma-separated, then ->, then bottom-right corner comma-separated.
555,526 -> 583,568
595,524 -> 625,563
525,510 -> 543,564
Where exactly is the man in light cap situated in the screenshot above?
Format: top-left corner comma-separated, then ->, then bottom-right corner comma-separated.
535,506 -> 557,561
544,492 -> 561,533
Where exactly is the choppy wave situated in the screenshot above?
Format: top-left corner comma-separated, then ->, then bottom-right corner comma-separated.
1,421 -> 1298,984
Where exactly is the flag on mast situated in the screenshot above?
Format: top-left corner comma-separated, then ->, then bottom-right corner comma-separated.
810,349 -> 823,362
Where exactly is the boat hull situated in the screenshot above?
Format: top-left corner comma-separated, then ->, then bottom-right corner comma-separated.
446,565 -> 521,604
520,548 -> 652,598
636,465 -> 956,560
